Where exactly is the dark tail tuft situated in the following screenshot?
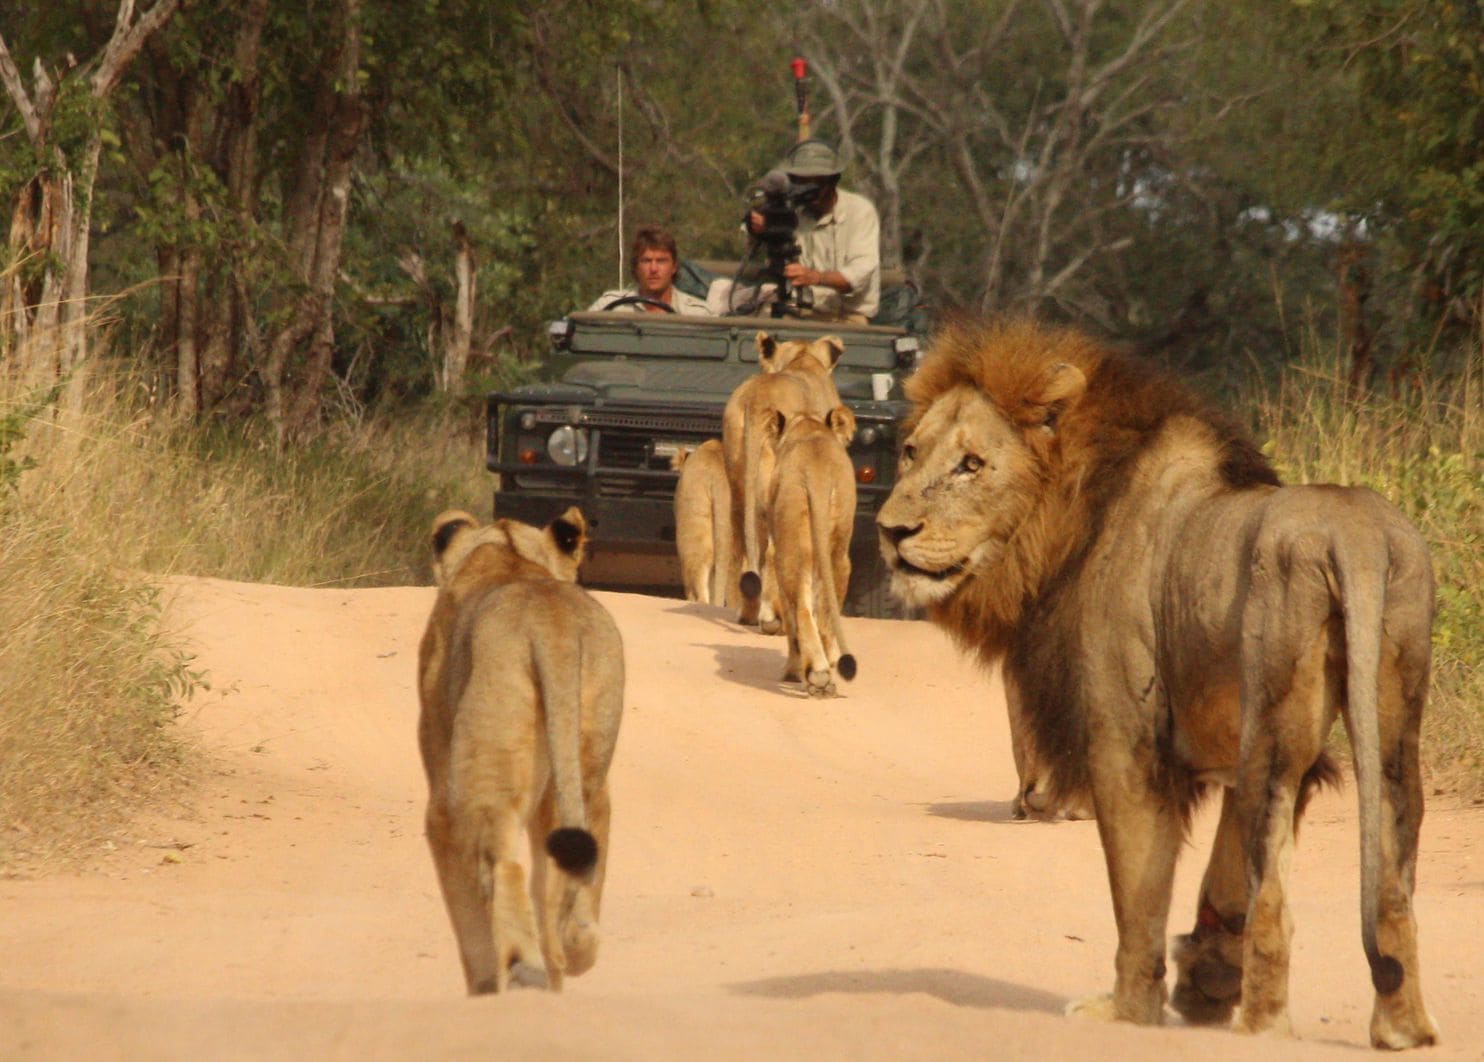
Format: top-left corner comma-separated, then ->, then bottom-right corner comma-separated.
546,827 -> 599,875
740,571 -> 762,601
837,654 -> 857,681
1370,954 -> 1405,996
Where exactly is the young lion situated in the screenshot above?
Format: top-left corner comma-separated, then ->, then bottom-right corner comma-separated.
721,330 -> 845,630
767,404 -> 859,695
417,507 -> 625,995
672,438 -> 733,606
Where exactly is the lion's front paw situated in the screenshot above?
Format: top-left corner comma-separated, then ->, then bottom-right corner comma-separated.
1065,993 -> 1119,1022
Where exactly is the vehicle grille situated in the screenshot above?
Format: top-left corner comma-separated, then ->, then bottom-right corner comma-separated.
595,428 -> 712,498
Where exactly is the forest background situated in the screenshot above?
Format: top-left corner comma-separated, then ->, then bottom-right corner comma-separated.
0,0 -> 1480,857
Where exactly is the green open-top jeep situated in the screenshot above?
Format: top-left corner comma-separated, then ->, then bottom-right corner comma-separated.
485,263 -> 925,618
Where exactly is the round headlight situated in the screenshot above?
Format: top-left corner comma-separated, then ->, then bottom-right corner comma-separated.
547,425 -> 590,466
858,425 -> 880,446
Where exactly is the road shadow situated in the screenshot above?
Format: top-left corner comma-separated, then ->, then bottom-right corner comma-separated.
663,600 -> 745,633
923,799 -> 1020,824
730,966 -> 1065,1014
699,640 -> 792,695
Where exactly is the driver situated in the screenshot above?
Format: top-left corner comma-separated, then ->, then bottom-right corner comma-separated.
588,225 -> 712,315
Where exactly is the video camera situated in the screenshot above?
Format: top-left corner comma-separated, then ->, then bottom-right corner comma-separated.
747,169 -> 825,316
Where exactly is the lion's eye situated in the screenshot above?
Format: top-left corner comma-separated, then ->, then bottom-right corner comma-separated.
956,454 -> 984,474
901,443 -> 917,464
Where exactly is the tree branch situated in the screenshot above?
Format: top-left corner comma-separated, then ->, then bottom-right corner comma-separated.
93,0 -> 182,98
0,33 -> 41,142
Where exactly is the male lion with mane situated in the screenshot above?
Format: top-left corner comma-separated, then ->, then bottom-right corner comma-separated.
418,507 -> 624,995
877,317 -> 1437,1049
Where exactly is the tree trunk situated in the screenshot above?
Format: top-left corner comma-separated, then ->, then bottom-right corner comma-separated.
0,1 -> 181,402
441,220 -> 477,393
263,0 -> 366,445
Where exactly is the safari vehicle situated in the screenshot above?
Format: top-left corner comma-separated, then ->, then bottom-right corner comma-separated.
484,262 -> 927,618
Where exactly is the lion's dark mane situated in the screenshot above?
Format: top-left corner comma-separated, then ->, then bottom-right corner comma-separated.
911,318 -> 1280,815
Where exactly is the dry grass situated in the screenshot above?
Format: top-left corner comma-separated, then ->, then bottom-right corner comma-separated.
0,365 -> 489,867
1253,337 -> 1484,798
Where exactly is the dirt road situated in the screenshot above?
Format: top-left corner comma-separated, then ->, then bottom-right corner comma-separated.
1,578 -> 1479,1059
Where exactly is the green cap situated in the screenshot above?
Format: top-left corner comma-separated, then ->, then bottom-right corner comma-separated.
782,139 -> 843,178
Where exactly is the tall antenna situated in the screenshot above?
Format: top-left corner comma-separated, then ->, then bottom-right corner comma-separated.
791,56 -> 811,142
616,65 -> 625,287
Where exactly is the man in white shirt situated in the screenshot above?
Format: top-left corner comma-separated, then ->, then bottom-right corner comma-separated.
746,140 -> 881,323
589,225 -> 712,315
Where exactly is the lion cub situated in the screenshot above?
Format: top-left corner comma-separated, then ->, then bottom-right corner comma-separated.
767,404 -> 858,696
417,507 -> 624,995
721,331 -> 845,631
672,439 -> 733,606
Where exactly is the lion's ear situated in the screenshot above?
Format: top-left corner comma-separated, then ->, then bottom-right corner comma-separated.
826,404 -> 856,446
755,331 -> 778,366
431,510 -> 477,559
1022,362 -> 1086,431
549,507 -> 589,560
767,409 -> 787,444
819,335 -> 845,368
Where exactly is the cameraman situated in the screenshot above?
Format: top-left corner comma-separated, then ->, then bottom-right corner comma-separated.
746,140 -> 880,324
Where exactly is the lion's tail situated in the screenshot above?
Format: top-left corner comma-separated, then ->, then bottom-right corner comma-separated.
532,631 -> 598,879
1333,531 -> 1403,996
809,465 -> 855,681
738,409 -> 769,604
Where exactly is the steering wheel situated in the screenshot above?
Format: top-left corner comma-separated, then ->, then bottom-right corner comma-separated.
598,294 -> 677,314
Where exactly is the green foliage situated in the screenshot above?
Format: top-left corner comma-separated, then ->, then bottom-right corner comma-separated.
1291,1 -> 1484,332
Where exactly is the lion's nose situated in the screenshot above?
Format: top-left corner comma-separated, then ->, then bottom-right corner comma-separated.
878,521 -> 921,547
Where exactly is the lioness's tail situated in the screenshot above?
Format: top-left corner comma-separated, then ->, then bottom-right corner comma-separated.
738,408 -> 769,604
532,632 -> 598,878
809,466 -> 855,681
1333,530 -> 1401,996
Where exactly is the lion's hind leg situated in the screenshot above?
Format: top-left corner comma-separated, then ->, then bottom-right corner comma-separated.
488,809 -> 550,990
1171,789 -> 1246,1027
559,781 -> 610,978
426,800 -> 501,995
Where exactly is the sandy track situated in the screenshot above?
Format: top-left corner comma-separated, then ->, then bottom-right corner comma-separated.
1,577 -> 1479,1059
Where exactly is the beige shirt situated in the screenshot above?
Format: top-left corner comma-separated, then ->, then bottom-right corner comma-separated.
796,188 -> 880,320
587,286 -> 712,315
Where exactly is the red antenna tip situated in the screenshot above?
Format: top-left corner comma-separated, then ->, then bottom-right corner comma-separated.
791,57 -> 808,80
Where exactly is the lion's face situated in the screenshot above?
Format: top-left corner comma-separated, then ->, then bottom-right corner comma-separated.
876,385 -> 1048,607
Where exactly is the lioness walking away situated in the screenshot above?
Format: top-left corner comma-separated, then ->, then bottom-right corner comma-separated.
417,507 -> 624,994
721,331 -> 845,630
673,439 -> 733,606
768,404 -> 858,695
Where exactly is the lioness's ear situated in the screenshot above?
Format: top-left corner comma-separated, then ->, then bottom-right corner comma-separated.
755,331 -> 778,365
825,404 -> 856,446
1020,362 -> 1086,431
550,506 -> 589,558
819,335 -> 845,368
767,409 -> 787,443
431,510 -> 478,559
